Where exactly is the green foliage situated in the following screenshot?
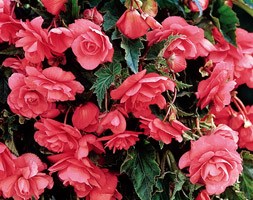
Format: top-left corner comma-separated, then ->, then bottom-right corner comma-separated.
91,63 -> 121,108
146,41 -> 166,60
156,0 -> 185,15
0,46 -> 23,56
0,70 -> 10,104
121,141 -> 160,200
239,150 -> 253,200
216,184 -> 247,200
152,172 -> 171,200
101,0 -> 123,31
176,80 -> 193,92
210,0 -> 240,46
86,0 -> 102,7
232,0 -> 253,17
120,37 -> 144,73
71,0 -> 80,19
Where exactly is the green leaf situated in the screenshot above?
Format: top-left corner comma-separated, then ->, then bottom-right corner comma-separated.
120,37 -> 144,74
87,0 -> 102,7
156,0 -> 185,15
146,41 -> 166,60
0,70 -> 10,104
176,80 -> 192,91
91,63 -> 121,107
121,142 -> 160,200
101,0 -> 124,31
0,46 -> 23,56
152,173 -> 171,200
71,0 -> 80,19
240,150 -> 253,200
103,12 -> 118,31
219,184 -> 247,200
232,0 -> 253,17
210,0 -> 239,46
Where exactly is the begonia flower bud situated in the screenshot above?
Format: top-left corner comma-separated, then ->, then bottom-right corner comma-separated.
72,102 -> 99,132
83,7 -> 104,26
116,9 -> 149,39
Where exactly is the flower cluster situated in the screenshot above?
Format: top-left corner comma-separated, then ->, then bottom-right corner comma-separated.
0,0 -> 253,199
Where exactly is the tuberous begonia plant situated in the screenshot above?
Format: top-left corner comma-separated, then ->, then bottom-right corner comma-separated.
0,0 -> 253,199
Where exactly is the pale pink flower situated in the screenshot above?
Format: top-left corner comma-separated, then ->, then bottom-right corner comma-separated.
48,27 -> 74,53
69,19 -> 114,70
179,134 -> 242,195
196,62 -> 236,111
15,17 -> 53,63
41,0 -> 67,15
99,131 -> 140,153
48,152 -> 106,198
72,102 -> 99,132
110,69 -> 175,117
0,153 -> 53,200
7,73 -> 55,118
34,118 -> 82,153
24,66 -> 84,102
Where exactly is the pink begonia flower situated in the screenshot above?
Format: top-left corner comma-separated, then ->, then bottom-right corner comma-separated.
7,73 -> 56,118
116,9 -> 150,39
140,115 -> 190,144
208,27 -> 243,67
83,7 -> 104,26
34,118 -> 82,153
99,131 -> 140,153
110,69 -> 175,117
75,134 -> 105,159
100,110 -> 127,134
179,134 -> 242,195
210,124 -> 239,144
86,170 -> 122,200
15,17 -> 53,63
212,106 -> 253,151
24,66 -> 84,102
72,102 -> 100,132
165,51 -> 187,73
0,153 -> 53,200
195,190 -> 210,200
208,28 -> 253,88
69,19 -> 114,70
188,0 -> 209,12
48,27 -> 74,54
196,62 -> 236,111
48,152 -> 107,198
147,16 -> 215,72
0,142 -> 16,180
3,57 -> 42,73
0,14 -> 23,44
41,0 -> 67,15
